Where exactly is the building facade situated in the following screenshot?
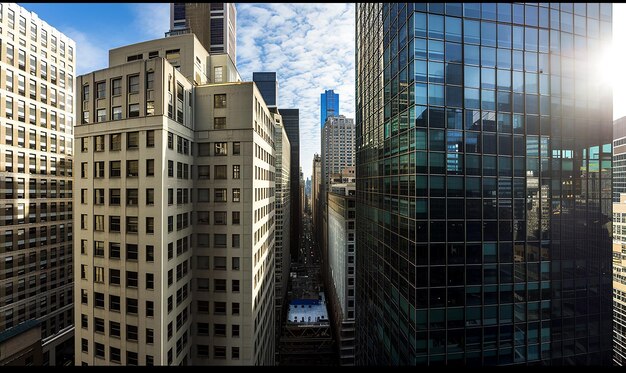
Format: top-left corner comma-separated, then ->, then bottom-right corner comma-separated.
272,115 -> 290,355
614,117 -> 626,365
320,89 -> 339,128
279,108 -> 301,261
253,72 -> 278,108
169,3 -> 237,65
321,115 -> 355,190
0,3 -> 76,366
74,33 -> 276,366
355,3 -> 613,365
312,154 -> 322,237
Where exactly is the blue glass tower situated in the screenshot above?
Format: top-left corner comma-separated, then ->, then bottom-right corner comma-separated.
355,3 -> 613,365
321,89 -> 340,127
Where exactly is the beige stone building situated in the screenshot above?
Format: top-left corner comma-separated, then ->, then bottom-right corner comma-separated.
0,3 -> 76,366
74,32 -> 279,366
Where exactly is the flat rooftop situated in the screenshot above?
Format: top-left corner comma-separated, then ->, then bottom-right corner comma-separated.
287,292 -> 329,324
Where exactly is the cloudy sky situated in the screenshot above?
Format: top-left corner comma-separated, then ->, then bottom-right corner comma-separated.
20,3 -> 355,179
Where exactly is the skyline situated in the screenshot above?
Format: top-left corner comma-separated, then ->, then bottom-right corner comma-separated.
19,2 -> 355,179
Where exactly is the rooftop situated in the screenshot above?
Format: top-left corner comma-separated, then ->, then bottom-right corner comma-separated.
287,292 -> 329,324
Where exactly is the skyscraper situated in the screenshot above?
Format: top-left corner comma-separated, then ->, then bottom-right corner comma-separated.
321,115 -> 355,190
613,117 -> 626,365
355,3 -> 613,365
0,3 -> 76,365
168,3 -> 237,65
253,72 -> 278,108
280,108 -> 301,261
74,32 -> 276,366
321,89 -> 339,128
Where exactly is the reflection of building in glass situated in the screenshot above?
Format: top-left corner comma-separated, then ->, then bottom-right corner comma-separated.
356,3 -> 613,365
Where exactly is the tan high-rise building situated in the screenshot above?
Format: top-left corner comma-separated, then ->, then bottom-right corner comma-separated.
169,3 -> 237,66
0,3 -> 76,366
74,32 -> 276,366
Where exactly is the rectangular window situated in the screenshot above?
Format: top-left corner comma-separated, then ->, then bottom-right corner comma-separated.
109,243 -> 121,259
215,165 -> 227,179
214,188 -> 227,202
233,165 -> 240,179
126,217 -> 138,233
112,106 -> 122,120
146,159 -> 155,176
214,142 -> 227,155
96,108 -> 106,122
214,94 -> 226,108
110,133 -> 121,150
232,188 -> 241,202
146,189 -> 154,205
146,130 -> 155,147
127,160 -> 138,177
127,131 -> 139,148
111,78 -> 121,95
110,161 -> 121,177
128,75 -> 139,93
128,103 -> 139,117
214,117 -> 226,129
146,217 -> 154,234
96,81 -> 105,99
233,142 -> 240,155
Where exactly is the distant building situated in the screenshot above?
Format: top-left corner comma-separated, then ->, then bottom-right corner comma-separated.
321,115 -> 355,190
615,117 -> 626,365
168,3 -> 237,65
253,72 -> 278,108
320,89 -> 339,128
279,108 -> 301,261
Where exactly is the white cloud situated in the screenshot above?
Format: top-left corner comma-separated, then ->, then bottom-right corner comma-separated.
64,28 -> 109,76
131,3 -> 170,40
238,3 -> 355,178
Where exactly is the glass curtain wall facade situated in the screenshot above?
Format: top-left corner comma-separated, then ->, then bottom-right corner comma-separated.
321,90 -> 340,128
355,3 -> 613,365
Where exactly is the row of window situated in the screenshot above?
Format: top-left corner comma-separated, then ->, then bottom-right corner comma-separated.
80,159 -> 154,178
1,177 -> 72,198
196,345 -> 239,360
3,296 -> 73,335
80,214 -> 156,234
2,5 -> 74,59
3,42 -> 73,88
3,97 -> 72,135
3,151 -> 72,176
81,131 -> 155,152
80,339 -> 152,365
80,265 -> 156,290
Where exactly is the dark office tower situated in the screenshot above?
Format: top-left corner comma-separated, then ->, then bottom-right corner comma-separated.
355,3 -> 613,365
253,72 -> 278,108
321,90 -> 340,128
168,3 -> 237,65
280,109 -> 301,260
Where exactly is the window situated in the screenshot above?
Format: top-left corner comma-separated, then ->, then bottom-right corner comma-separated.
128,103 -> 139,117
110,133 -> 121,150
109,269 -> 120,285
146,217 -> 154,234
96,109 -> 106,122
126,217 -> 138,233
109,347 -> 121,363
81,137 -> 88,152
232,279 -> 240,292
214,234 -> 227,248
110,321 -> 121,337
127,160 -> 139,177
214,188 -> 227,202
95,343 -> 105,359
94,267 -> 105,283
214,256 -> 226,270
128,75 -> 139,93
94,215 -> 104,231
214,142 -> 227,155
232,212 -> 240,225
144,159 -> 155,177
198,165 -> 210,179
214,117 -> 226,129
96,81 -> 105,99
146,299 -> 154,316
232,188 -> 241,202
94,189 -> 105,205
127,131 -> 139,148
126,189 -> 138,205
233,165 -> 240,179
215,165 -> 227,179
232,234 -> 240,248
126,271 -> 138,288
112,106 -> 122,120
94,292 -> 105,308
126,244 -> 138,260
198,188 -> 210,202
109,243 -> 121,259
233,142 -> 240,155
168,160 -> 174,177
126,297 -> 138,314
82,85 -> 89,101
146,245 -> 154,262
232,257 -> 240,270
146,189 -> 155,205
214,94 -> 226,108
232,347 -> 240,360
110,295 -> 121,311
110,161 -> 121,177
94,161 -> 104,178
232,324 -> 240,337
232,302 -> 240,315
214,346 -> 226,359
214,279 -> 226,292
94,135 -> 105,151
111,78 -> 121,95
146,130 -> 155,147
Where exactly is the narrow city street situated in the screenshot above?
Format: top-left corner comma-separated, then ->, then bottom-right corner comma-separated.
277,212 -> 338,365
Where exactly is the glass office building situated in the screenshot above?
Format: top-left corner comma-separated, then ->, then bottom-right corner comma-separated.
321,89 -> 340,127
355,3 -> 613,365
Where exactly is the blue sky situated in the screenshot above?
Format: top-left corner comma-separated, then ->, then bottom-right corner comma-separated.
19,3 -> 355,179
